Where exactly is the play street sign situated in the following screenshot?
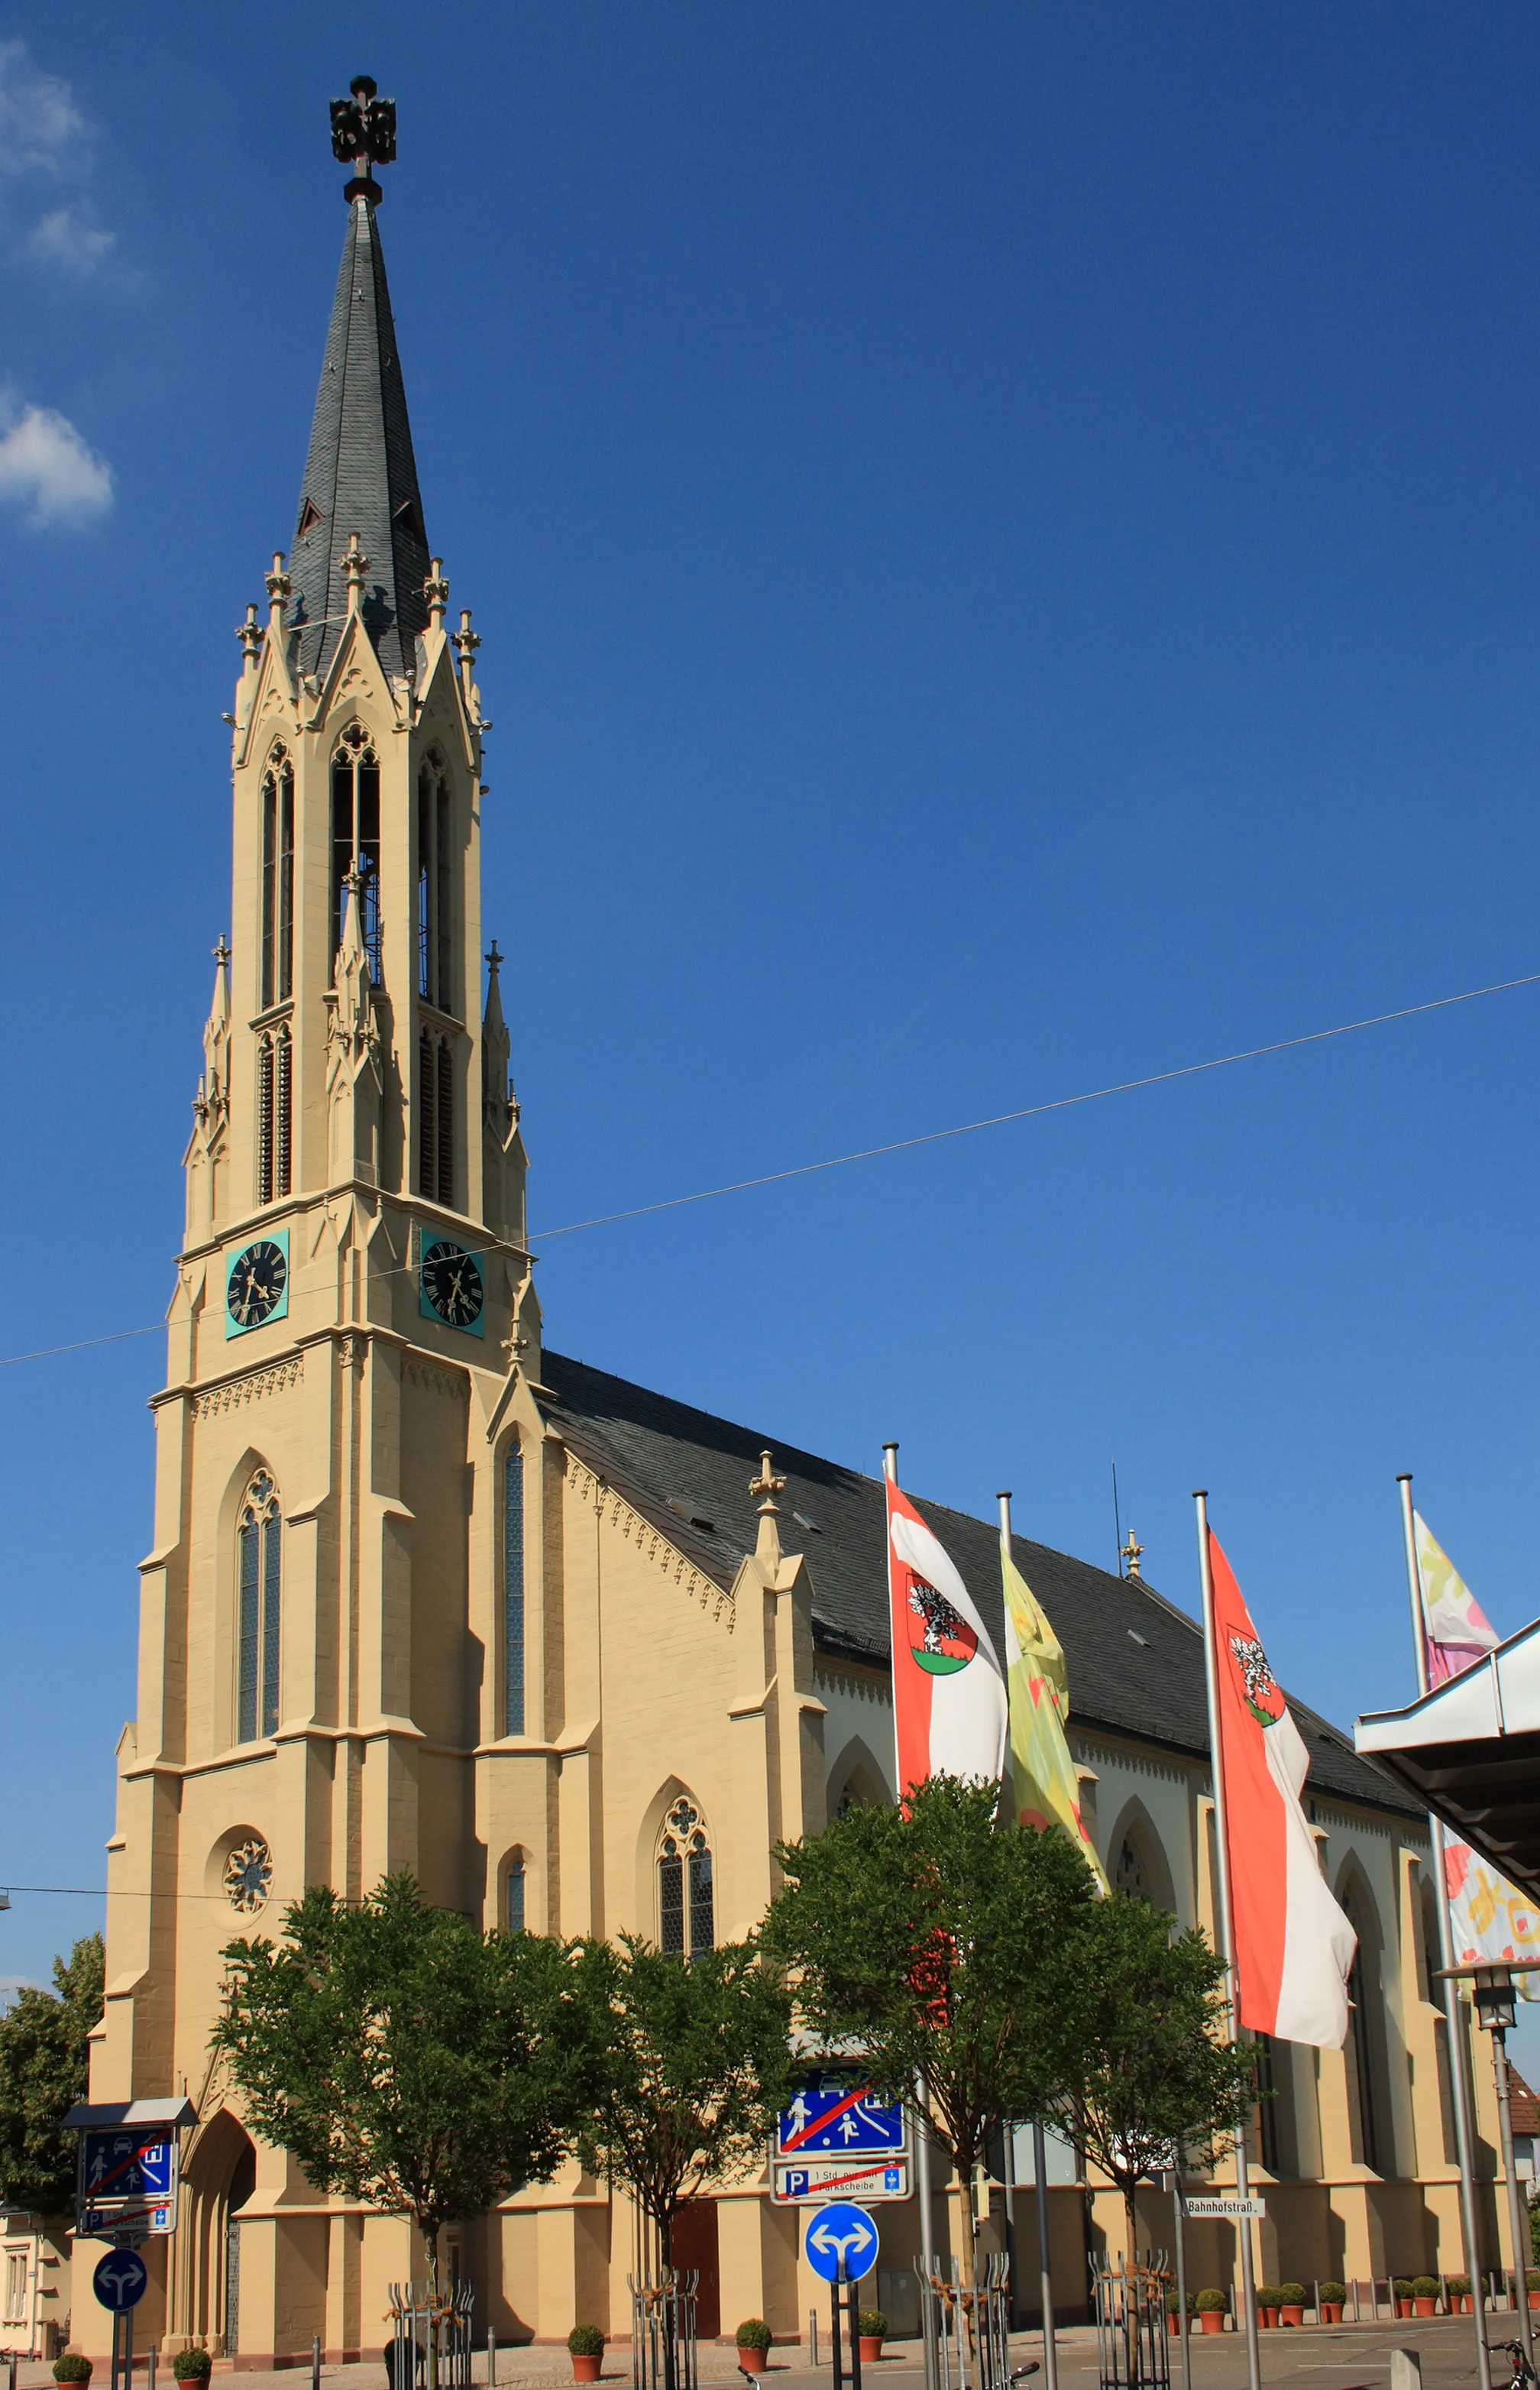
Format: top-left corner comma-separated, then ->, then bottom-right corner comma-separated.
1182,2196 -> 1266,2220
93,2249 -> 148,2312
77,2129 -> 178,2240
804,2202 -> 880,2284
778,2070 -> 905,2158
775,2158 -> 909,2205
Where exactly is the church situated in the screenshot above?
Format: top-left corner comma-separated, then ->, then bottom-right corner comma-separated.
74,79 -> 1521,2369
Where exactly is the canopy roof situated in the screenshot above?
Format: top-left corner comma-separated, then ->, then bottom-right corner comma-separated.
1354,1618 -> 1540,1902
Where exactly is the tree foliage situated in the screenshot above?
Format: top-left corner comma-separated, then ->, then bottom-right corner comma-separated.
1046,1892 -> 1255,2250
569,1935 -> 794,2262
762,1775 -> 1100,2274
0,1934 -> 105,2216
213,1875 -> 587,2290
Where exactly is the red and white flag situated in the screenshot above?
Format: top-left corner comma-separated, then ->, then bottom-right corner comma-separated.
1208,1528 -> 1357,2047
887,1476 -> 1008,1799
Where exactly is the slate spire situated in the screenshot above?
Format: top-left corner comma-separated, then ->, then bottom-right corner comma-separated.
288,79 -> 431,685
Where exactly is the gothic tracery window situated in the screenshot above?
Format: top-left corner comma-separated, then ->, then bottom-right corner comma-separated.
331,724 -> 382,974
503,1441 -> 526,1736
419,1030 -> 455,1208
260,747 -> 294,1010
658,1797 -> 714,1958
417,756 -> 456,1013
257,1025 -> 292,1206
1113,1833 -> 1150,1900
237,1470 -> 281,1743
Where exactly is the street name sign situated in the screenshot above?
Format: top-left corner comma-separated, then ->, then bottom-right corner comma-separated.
92,2249 -> 148,2312
774,2158 -> 910,2205
778,2071 -> 906,2159
1182,2196 -> 1266,2220
804,2202 -> 880,2285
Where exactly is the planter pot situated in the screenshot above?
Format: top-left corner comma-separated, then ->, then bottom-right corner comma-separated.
1322,2305 -> 1344,2325
1282,2307 -> 1305,2328
737,2354 -> 769,2375
1199,2314 -> 1225,2335
571,2356 -> 603,2382
1168,2317 -> 1181,2337
1529,2293 -> 1540,2312
1395,2301 -> 1411,2319
1259,2311 -> 1277,2330
1464,2298 -> 1476,2314
1414,2300 -> 1437,2318
858,2340 -> 884,2364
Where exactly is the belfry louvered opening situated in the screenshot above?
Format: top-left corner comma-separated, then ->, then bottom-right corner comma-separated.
419,1030 -> 455,1208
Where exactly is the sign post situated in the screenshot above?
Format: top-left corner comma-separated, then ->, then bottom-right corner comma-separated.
804,2205 -> 878,2390
94,2247 -> 147,2390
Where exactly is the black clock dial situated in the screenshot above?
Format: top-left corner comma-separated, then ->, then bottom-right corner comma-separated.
228,1239 -> 288,1327
422,1239 -> 484,1327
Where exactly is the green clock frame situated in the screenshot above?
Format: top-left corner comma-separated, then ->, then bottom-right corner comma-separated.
225,1229 -> 291,1339
418,1236 -> 487,1336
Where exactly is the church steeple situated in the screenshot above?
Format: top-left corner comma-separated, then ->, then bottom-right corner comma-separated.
287,78 -> 431,685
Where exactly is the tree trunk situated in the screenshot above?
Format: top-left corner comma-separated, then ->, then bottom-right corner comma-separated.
658,2208 -> 678,2390
422,2223 -> 441,2390
1120,2185 -> 1140,2390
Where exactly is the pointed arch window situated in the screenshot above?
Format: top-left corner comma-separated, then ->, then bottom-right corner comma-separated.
658,1796 -> 713,1958
417,757 -> 456,1014
331,725 -> 381,976
260,750 -> 294,1009
419,1031 -> 455,1208
503,1440 -> 526,1736
257,1026 -> 292,1205
237,1469 -> 281,1743
505,1853 -> 526,1935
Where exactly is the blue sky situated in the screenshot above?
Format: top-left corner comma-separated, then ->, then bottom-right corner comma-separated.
2,5 -> 1540,2031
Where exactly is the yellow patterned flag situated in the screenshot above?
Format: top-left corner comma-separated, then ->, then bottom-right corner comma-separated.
1001,1538 -> 1108,1890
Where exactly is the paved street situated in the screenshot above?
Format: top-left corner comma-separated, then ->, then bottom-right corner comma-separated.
2,2314 -> 1519,2390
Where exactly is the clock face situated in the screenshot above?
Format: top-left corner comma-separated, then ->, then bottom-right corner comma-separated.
226,1235 -> 290,1337
420,1239 -> 485,1332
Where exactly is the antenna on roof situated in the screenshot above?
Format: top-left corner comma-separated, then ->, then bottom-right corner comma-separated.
1111,1459 -> 1124,1576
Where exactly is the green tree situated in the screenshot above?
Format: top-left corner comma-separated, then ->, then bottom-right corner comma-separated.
0,1934 -> 105,2216
1047,1892 -> 1255,2258
569,1935 -> 795,2268
762,1774 -> 1100,2288
213,1873 -> 587,2372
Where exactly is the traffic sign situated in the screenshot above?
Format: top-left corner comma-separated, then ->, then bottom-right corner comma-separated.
93,2249 -> 148,2312
78,2129 -> 178,2240
804,2202 -> 880,2284
778,2071 -> 906,2158
775,2159 -> 910,2205
1182,2196 -> 1265,2220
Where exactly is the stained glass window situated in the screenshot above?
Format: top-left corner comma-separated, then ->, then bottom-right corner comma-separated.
238,1470 -> 281,1743
658,1797 -> 713,1958
506,1857 -> 526,1934
504,1443 -> 525,1735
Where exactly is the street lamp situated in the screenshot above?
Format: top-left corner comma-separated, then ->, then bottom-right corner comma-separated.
1471,1966 -> 1533,2367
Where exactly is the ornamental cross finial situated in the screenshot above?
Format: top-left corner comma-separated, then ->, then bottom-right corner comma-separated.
212,934 -> 232,971
1121,1527 -> 1144,1581
265,552 -> 291,624
330,75 -> 396,204
749,1450 -> 786,1510
486,939 -> 503,978
236,602 -> 262,663
424,559 -> 450,633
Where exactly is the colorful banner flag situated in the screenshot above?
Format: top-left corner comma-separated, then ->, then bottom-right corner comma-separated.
886,1476 -> 1008,1798
1415,1513 -> 1499,1686
1001,1537 -> 1108,1888
1208,1528 -> 1357,2046
1412,1512 -> 1538,1989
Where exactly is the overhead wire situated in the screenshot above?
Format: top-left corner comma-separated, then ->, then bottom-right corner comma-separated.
1,966 -> 1535,1374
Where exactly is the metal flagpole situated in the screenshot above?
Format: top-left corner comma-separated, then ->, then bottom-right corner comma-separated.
1032,2122 -> 1060,2390
1194,1492 -> 1262,2390
885,1441 -> 940,2390
1396,1474 -> 1493,2390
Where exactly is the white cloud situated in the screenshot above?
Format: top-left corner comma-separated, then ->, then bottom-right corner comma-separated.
0,393 -> 112,526
0,38 -> 83,178
25,203 -> 115,277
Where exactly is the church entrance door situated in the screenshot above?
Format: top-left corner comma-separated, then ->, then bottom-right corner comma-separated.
670,2203 -> 719,2340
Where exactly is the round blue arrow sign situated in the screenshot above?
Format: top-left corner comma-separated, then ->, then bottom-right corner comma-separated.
93,2249 -> 147,2311
804,2201 -> 879,2284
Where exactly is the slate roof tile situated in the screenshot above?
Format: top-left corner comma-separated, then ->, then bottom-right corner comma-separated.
536,1349 -> 1417,1820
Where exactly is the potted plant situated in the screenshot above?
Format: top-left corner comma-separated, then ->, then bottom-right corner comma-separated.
1319,2280 -> 1347,2324
1256,2288 -> 1280,2329
1448,2275 -> 1472,2314
173,2359 -> 213,2385
1166,2290 -> 1195,2338
1393,2278 -> 1414,2319
1195,2290 -> 1227,2336
568,2325 -> 605,2383
1410,2277 -> 1439,2318
53,2362 -> 91,2386
857,2311 -> 887,2363
736,2320 -> 774,2375
1280,2285 -> 1306,2327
